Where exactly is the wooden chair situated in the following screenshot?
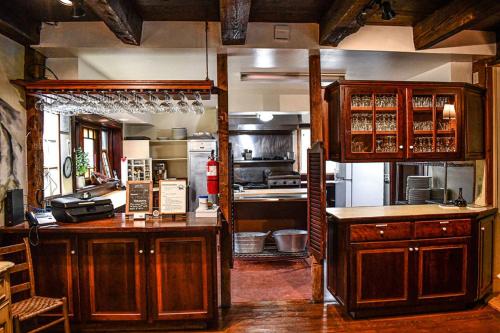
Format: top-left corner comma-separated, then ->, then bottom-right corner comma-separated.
0,238 -> 70,333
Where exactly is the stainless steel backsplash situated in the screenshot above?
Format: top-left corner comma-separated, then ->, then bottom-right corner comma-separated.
230,134 -> 293,160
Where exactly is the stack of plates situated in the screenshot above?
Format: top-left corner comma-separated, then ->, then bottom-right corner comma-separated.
408,188 -> 431,204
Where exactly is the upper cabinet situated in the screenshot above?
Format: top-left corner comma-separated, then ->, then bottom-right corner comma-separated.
325,81 -> 485,162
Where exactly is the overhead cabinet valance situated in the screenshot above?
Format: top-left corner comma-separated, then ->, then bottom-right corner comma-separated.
324,81 -> 485,162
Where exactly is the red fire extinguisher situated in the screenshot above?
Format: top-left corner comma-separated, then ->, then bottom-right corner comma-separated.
207,150 -> 219,194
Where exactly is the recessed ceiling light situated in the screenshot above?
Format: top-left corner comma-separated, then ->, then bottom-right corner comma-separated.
58,0 -> 73,6
257,112 -> 274,122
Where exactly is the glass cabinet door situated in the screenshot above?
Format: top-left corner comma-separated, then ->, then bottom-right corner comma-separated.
408,89 -> 460,159
346,88 -> 403,160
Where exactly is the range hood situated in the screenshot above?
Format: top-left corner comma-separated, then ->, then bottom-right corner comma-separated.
229,113 -> 309,132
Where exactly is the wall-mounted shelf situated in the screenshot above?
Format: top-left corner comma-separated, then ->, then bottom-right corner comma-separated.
152,157 -> 187,161
150,140 -> 188,144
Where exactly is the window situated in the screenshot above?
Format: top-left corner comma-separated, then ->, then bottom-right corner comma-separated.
43,113 -> 61,197
83,127 -> 98,178
299,128 -> 311,174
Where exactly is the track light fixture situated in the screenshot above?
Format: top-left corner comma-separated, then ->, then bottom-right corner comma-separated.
380,1 -> 396,20
72,0 -> 86,18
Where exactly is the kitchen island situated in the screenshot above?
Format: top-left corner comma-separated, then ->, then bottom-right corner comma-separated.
234,188 -> 307,233
326,204 -> 496,318
0,213 -> 220,331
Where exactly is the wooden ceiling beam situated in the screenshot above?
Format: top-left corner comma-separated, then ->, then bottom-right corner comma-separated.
84,0 -> 143,46
0,4 -> 40,46
319,0 -> 373,46
413,0 -> 500,50
219,0 -> 252,45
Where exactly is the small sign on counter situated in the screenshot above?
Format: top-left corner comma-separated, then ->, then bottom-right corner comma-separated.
126,180 -> 153,218
159,179 -> 187,215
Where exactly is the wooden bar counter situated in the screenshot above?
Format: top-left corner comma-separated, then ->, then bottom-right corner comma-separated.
0,213 -> 220,332
326,205 -> 497,318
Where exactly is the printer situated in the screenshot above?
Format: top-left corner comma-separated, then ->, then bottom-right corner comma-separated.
51,197 -> 114,223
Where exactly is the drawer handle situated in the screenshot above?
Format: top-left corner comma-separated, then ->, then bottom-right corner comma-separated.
375,224 -> 387,228
379,230 -> 384,235
442,227 -> 447,231
439,221 -> 449,225
481,227 -> 485,231
409,247 -> 414,251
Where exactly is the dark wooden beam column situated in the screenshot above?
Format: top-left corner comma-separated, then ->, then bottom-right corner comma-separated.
309,51 -> 324,303
217,53 -> 232,307
0,3 -> 40,45
219,0 -> 251,45
84,0 -> 143,45
319,0 -> 372,46
413,0 -> 500,50
25,48 -> 46,208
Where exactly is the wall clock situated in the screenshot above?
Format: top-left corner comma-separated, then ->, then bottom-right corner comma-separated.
63,156 -> 73,178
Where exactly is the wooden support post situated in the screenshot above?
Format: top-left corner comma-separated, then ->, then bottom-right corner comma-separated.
309,51 -> 325,303
217,53 -> 232,307
25,47 -> 46,208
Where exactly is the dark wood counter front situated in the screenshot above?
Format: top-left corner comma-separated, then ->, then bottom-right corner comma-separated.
0,213 -> 220,331
326,205 -> 497,318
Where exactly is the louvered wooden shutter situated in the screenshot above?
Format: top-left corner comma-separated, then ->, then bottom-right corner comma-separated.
307,141 -> 326,261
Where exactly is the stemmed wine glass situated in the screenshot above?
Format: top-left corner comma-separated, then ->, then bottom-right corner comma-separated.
177,92 -> 192,114
192,92 -> 204,115
159,92 -> 177,113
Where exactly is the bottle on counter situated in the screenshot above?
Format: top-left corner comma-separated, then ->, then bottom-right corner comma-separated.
454,188 -> 467,207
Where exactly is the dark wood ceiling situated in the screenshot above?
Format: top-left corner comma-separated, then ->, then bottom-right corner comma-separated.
8,0 -> 455,25
1,0 -> 499,59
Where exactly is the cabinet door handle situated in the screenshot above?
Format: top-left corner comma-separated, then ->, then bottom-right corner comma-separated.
150,249 -> 155,254
442,227 -> 447,231
414,247 -> 419,251
409,145 -> 414,150
70,250 -> 75,255
399,145 -> 404,150
481,227 -> 485,231
379,230 -> 384,235
139,250 -> 144,254
375,224 -> 387,228
409,247 -> 414,251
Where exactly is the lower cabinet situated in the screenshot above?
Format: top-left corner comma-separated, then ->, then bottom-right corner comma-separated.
477,215 -> 494,299
352,243 -> 411,309
149,236 -> 213,320
416,240 -> 469,303
31,237 -> 80,319
30,232 -> 218,326
81,237 -> 147,321
329,215 -> 495,318
351,238 -> 470,312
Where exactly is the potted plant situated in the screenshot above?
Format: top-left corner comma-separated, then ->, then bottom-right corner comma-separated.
75,147 -> 89,189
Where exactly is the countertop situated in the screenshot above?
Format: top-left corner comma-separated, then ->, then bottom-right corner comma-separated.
0,213 -> 219,234
234,188 -> 307,202
0,261 -> 14,274
327,204 -> 497,222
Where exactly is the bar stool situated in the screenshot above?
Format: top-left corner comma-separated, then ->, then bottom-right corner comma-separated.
0,238 -> 70,333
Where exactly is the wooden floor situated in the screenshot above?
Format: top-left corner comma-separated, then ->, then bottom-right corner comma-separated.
196,301 -> 500,333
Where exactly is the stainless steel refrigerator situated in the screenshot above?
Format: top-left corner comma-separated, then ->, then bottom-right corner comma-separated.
188,140 -> 217,212
335,163 -> 385,207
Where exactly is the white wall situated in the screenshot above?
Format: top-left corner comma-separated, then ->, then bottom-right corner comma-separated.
0,35 -> 26,225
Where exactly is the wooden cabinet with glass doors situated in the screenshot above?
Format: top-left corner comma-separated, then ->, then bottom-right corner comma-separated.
346,87 -> 405,161
325,81 -> 485,162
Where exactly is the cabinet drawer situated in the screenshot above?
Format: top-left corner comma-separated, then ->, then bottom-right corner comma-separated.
415,219 -> 471,239
350,222 -> 411,242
